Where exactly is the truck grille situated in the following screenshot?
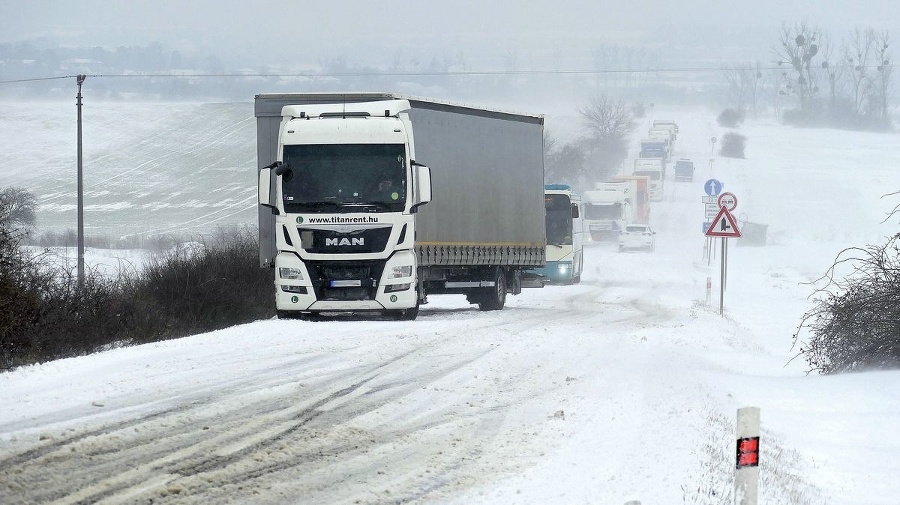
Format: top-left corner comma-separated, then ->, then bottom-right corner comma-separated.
306,261 -> 384,301
301,226 -> 392,254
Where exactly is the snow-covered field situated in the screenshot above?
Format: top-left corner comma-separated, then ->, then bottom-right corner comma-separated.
1,101 -> 899,504
0,101 -> 258,240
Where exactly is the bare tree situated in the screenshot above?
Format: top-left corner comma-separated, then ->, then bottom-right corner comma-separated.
723,63 -> 764,117
578,94 -> 635,140
870,30 -> 893,125
0,187 -> 37,230
774,21 -> 823,114
845,27 -> 876,116
819,33 -> 846,111
543,130 -> 587,188
577,95 -> 636,183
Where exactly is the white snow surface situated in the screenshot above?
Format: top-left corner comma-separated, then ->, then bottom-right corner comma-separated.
1,104 -> 900,504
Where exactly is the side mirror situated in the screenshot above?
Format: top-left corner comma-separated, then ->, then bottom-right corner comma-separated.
258,164 -> 275,208
411,162 -> 432,212
571,203 -> 580,219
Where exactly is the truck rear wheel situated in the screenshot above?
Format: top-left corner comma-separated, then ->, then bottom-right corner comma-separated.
478,267 -> 506,311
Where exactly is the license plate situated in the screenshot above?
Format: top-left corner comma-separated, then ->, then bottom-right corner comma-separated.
330,280 -> 362,288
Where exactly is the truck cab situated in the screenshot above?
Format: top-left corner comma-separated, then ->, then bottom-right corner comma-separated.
258,100 -> 432,320
674,158 -> 695,182
582,181 -> 633,242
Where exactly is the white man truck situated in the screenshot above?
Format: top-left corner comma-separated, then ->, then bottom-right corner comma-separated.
582,180 -> 635,241
256,93 -> 546,320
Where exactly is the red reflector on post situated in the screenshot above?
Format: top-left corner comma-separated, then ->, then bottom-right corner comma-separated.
736,436 -> 760,468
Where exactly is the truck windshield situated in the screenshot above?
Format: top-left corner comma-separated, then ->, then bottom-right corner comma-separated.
545,194 -> 573,245
633,170 -> 661,181
585,202 -> 622,220
281,143 -> 406,213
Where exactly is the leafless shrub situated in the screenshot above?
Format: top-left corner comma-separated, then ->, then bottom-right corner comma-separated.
717,109 -> 745,128
719,132 -> 747,159
794,233 -> 900,374
1,222 -> 274,371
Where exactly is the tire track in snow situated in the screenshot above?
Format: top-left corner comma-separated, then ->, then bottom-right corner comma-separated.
0,339 -> 504,504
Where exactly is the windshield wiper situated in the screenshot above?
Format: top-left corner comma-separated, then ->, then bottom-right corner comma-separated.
303,201 -> 343,210
358,201 -> 392,211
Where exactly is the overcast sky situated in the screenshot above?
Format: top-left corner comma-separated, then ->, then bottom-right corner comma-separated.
3,0 -> 899,68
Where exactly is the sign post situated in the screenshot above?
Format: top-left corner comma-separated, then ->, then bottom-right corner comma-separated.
735,407 -> 760,505
705,206 -> 741,315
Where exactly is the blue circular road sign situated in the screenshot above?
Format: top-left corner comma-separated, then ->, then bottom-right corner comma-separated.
704,179 -> 723,196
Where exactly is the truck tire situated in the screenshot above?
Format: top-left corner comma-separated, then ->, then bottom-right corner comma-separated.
388,304 -> 419,321
276,310 -> 299,320
478,267 -> 506,311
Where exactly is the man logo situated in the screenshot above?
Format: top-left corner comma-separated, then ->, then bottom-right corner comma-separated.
326,237 -> 364,246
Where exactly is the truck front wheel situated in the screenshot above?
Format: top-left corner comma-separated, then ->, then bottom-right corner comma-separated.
388,304 -> 419,321
478,267 -> 507,311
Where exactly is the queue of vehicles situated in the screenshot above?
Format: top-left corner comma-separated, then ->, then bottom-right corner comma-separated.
254,93 -> 689,316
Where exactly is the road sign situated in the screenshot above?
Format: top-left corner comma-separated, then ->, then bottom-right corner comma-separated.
701,196 -> 717,203
705,203 -> 721,219
718,191 -> 738,211
705,207 -> 742,237
702,221 -> 712,233
704,179 -> 723,196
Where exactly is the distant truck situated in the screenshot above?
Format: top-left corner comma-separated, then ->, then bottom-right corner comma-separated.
639,138 -> 669,161
530,184 -> 584,284
255,93 -> 546,319
611,174 -> 651,224
633,158 -> 666,202
648,127 -> 674,146
652,120 -> 678,140
583,181 -> 635,241
674,158 -> 695,182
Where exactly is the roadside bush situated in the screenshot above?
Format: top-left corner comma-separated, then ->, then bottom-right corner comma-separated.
1,224 -> 274,371
717,108 -> 744,128
719,132 -> 747,159
795,233 -> 900,374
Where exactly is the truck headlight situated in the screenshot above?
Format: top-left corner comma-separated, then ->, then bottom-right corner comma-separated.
384,283 -> 411,293
557,263 -> 570,274
389,265 -> 413,278
279,267 -> 304,280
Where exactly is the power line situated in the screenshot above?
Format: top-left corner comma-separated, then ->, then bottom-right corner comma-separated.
0,75 -> 77,84
2,62 -> 889,85
0,66 -> 772,84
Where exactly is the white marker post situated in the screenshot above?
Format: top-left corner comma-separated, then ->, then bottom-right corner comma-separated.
734,407 -> 760,505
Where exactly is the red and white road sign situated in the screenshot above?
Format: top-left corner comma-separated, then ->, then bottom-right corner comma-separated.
718,191 -> 738,211
705,206 -> 742,237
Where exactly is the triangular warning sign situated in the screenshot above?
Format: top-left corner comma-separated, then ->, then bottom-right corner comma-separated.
705,206 -> 742,237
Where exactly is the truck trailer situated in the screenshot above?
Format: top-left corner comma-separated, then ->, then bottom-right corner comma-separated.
255,93 -> 546,320
633,158 -> 666,202
611,174 -> 651,224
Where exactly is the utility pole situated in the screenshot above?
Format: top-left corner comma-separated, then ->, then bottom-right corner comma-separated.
76,74 -> 86,287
